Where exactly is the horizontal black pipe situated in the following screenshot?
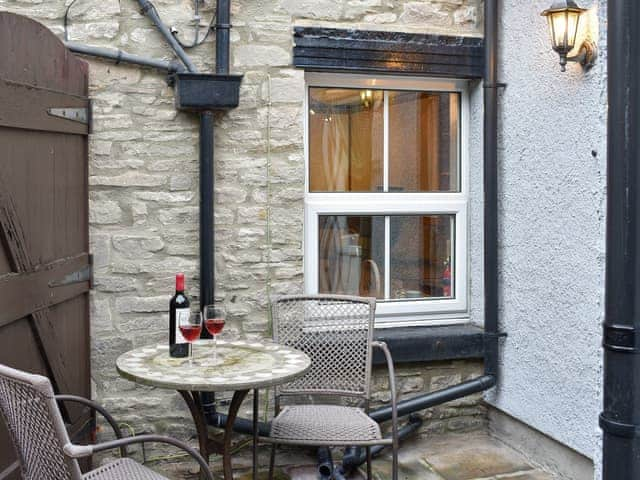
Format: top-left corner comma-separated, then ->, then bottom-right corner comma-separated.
340,414 -> 423,473
369,375 -> 496,423
317,447 -> 333,479
208,412 -> 271,437
207,376 -> 494,436
65,42 -> 184,73
136,0 -> 197,72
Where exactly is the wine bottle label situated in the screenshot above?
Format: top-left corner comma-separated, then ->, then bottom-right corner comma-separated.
174,308 -> 190,344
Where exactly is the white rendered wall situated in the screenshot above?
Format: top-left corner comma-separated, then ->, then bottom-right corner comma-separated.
483,0 -> 607,470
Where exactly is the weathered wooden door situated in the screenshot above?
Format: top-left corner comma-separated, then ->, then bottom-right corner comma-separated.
0,12 -> 91,479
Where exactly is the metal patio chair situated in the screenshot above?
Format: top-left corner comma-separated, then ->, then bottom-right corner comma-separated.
0,363 -> 213,480
266,294 -> 398,480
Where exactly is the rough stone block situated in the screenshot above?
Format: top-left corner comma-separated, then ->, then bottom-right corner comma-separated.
233,45 -> 290,67
89,200 -> 123,224
115,295 -> 167,314
112,234 -> 164,259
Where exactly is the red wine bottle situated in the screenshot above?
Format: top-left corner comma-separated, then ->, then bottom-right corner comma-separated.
169,273 -> 190,358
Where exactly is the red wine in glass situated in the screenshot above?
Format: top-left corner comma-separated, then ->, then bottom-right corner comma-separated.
179,324 -> 202,342
205,318 -> 225,336
178,312 -> 202,364
203,305 -> 225,362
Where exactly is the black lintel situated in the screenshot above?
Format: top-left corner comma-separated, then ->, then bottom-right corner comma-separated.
293,27 -> 484,79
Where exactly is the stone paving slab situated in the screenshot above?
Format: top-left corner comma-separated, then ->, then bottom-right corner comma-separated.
492,472 -> 555,480
413,432 -> 535,480
154,431 -> 556,480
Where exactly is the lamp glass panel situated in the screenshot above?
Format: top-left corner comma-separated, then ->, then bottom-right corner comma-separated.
548,10 -> 581,52
566,11 -> 581,48
546,14 -> 559,49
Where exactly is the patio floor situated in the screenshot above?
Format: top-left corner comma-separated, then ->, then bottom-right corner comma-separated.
156,431 -> 555,480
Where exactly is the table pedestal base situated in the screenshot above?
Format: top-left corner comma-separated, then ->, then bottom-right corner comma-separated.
178,389 -> 250,480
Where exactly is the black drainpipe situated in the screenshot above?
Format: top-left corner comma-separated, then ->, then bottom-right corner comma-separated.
482,0 -> 501,381
600,1 -> 640,478
200,0 -> 233,420
201,0 -> 231,314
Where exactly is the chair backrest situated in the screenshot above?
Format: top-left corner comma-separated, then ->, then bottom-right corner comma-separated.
270,295 -> 376,402
0,364 -> 82,480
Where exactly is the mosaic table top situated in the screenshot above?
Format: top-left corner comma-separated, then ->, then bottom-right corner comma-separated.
116,339 -> 311,392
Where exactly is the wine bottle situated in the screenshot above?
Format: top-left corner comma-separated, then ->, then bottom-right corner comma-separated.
169,273 -> 190,358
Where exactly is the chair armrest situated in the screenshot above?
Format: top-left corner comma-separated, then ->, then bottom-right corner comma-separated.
64,434 -> 213,480
55,394 -> 126,458
371,341 -> 399,451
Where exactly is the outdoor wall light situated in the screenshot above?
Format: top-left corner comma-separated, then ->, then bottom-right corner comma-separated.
541,0 -> 597,72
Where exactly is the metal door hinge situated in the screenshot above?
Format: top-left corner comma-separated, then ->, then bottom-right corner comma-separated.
47,106 -> 89,125
49,262 -> 92,288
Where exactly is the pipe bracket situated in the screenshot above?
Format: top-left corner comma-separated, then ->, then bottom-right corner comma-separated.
600,413 -> 640,438
603,324 -> 640,353
484,332 -> 508,339
483,82 -> 507,89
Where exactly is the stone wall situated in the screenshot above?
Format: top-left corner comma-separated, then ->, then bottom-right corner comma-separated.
0,0 -> 485,443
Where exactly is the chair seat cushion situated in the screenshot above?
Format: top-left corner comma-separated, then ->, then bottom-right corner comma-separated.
268,404 -> 387,446
83,458 -> 170,480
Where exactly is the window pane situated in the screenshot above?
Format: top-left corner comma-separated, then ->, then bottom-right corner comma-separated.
318,215 -> 385,299
309,88 -> 384,192
388,92 -> 460,192
390,215 -> 454,299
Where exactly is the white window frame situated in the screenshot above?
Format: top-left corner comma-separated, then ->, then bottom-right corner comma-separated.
303,72 -> 470,328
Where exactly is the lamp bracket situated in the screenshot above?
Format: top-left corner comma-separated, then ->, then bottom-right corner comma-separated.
568,40 -> 598,69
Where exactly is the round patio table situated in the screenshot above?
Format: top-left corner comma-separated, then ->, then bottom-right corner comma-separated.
116,339 -> 311,480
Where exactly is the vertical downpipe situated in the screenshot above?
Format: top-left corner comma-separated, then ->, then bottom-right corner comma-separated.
200,111 -> 214,311
601,1 -> 640,478
202,0 -> 233,420
201,0 -> 231,320
216,0 -> 231,75
483,0 -> 500,379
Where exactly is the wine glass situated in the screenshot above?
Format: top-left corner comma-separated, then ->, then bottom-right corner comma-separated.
179,312 -> 202,365
203,305 -> 225,362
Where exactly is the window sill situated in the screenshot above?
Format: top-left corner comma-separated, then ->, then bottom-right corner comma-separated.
373,324 -> 485,364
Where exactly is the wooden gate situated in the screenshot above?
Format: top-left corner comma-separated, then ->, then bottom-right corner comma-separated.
0,12 -> 92,479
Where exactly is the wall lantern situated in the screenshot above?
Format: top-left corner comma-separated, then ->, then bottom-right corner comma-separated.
541,0 -> 597,72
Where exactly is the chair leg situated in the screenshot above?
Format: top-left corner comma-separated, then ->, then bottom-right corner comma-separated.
366,446 -> 372,480
268,443 -> 277,480
392,444 -> 398,480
